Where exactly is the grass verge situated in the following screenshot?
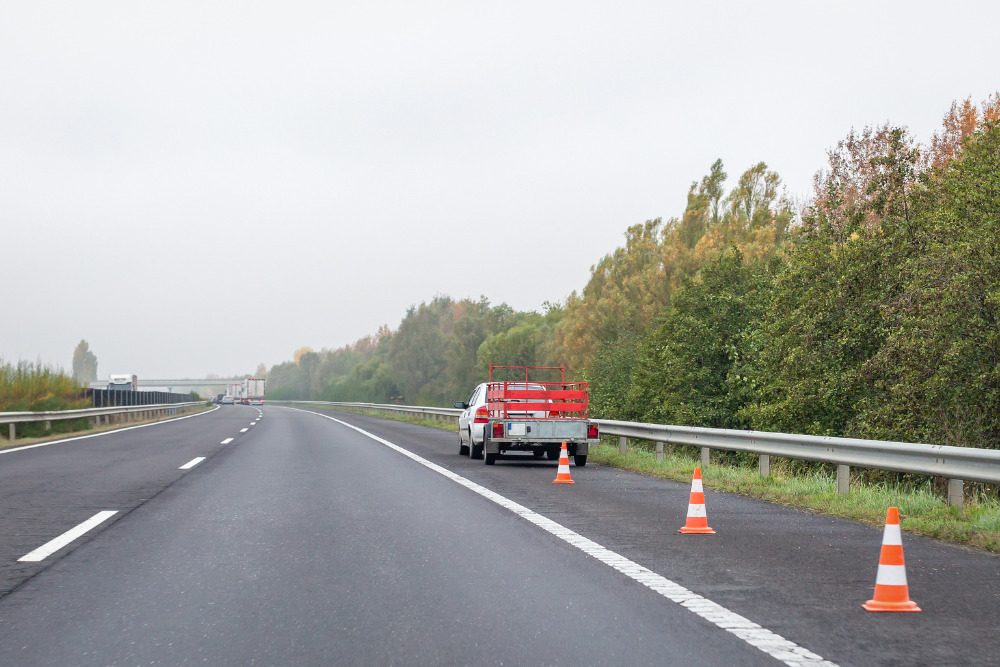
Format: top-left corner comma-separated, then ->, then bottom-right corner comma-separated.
277,404 -> 1000,554
590,441 -> 1000,553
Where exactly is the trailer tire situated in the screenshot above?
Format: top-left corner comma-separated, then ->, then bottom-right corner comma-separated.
484,451 -> 496,465
532,449 -> 545,459
459,432 -> 469,456
574,455 -> 587,467
471,435 -> 483,460
546,445 -> 561,460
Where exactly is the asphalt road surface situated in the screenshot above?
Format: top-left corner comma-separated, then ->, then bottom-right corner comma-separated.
0,404 -> 997,666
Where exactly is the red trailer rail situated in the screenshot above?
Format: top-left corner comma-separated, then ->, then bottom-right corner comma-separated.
485,364 -> 588,419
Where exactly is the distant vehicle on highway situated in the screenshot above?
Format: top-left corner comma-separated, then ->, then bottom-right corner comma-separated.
242,378 -> 266,405
221,396 -> 235,405
108,374 -> 138,391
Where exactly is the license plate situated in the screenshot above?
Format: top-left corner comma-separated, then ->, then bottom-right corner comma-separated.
507,423 -> 526,436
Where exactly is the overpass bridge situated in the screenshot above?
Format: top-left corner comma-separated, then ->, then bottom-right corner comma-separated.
88,379 -> 247,391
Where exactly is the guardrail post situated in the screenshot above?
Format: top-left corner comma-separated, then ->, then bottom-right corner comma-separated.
655,441 -> 664,462
45,420 -> 51,431
948,479 -> 964,509
619,436 -> 627,455
837,465 -> 850,494
759,454 -> 770,477
8,424 -> 14,440
701,447 -> 710,468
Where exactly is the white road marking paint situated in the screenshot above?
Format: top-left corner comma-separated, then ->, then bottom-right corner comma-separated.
291,407 -> 837,667
240,428 -> 248,433
19,511 -> 119,562
179,457 -> 206,470
221,438 -> 234,444
0,406 -> 220,456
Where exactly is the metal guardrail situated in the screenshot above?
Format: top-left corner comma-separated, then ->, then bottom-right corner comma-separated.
593,420 -> 1000,508
283,401 -> 462,420
278,401 -> 1000,508
0,401 -> 207,441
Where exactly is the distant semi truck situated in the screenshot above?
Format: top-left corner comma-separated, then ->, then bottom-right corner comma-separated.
108,374 -> 138,391
227,383 -> 242,402
242,378 -> 266,405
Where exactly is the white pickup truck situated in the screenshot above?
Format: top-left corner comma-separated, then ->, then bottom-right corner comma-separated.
455,364 -> 599,466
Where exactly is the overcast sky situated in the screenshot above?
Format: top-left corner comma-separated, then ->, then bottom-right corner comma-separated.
2,1 -> 997,380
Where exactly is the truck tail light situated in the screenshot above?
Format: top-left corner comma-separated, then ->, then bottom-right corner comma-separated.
474,406 -> 489,424
587,424 -> 599,439
548,410 -> 560,418
492,423 -> 505,438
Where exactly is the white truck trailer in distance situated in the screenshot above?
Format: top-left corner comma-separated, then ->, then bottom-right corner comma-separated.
243,378 -> 266,405
108,374 -> 138,391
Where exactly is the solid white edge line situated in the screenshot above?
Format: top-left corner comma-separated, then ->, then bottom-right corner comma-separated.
0,406 -> 221,456
179,456 -> 206,470
221,437 -> 234,444
283,406 -> 837,667
18,510 -> 119,562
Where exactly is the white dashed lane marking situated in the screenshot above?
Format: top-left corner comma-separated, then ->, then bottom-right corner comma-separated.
179,457 -> 206,470
19,511 -> 119,562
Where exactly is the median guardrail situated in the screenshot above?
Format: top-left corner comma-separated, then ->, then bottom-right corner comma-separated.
0,401 -> 207,441
277,400 -> 1000,508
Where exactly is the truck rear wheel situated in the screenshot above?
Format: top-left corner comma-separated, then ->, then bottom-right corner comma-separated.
470,435 -> 483,460
546,445 -> 561,460
532,449 -> 545,459
484,451 -> 496,465
574,455 -> 587,467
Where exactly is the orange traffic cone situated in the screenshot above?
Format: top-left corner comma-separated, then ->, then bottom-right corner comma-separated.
863,507 -> 920,612
553,442 -> 575,484
678,467 -> 715,534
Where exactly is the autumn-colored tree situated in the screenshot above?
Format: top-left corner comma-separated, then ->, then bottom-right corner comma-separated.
811,124 -> 901,233
925,92 -> 1000,171
554,218 -> 670,373
726,162 -> 782,233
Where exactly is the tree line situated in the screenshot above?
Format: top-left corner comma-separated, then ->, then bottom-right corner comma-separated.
267,94 -> 1000,449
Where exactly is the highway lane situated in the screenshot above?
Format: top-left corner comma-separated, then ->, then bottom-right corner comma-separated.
0,404 -> 777,665
291,408 -> 1000,667
0,405 -> 997,665
0,404 -> 261,594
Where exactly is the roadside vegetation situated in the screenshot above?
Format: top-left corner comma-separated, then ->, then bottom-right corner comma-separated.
265,93 -> 1000,454
260,93 -> 1000,548
0,359 -> 90,438
0,358 -> 211,445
